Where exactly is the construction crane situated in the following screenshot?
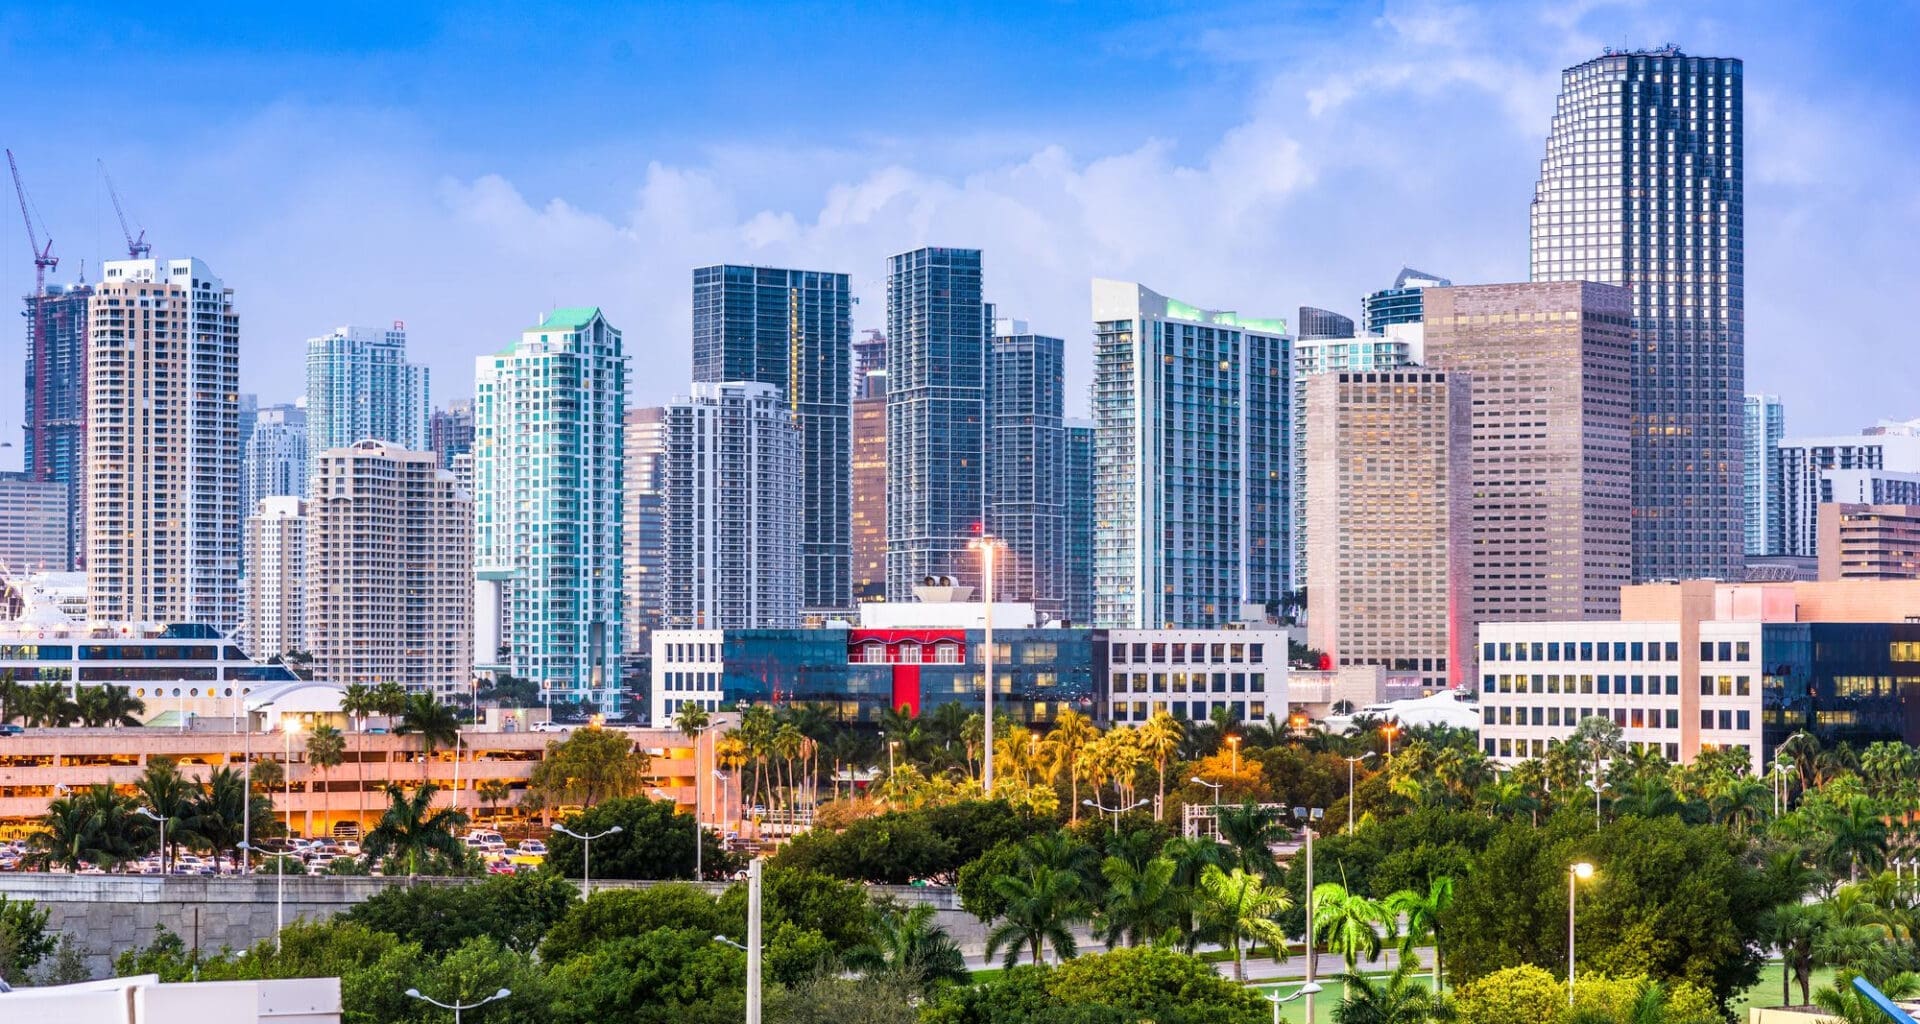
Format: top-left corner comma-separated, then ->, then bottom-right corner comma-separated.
99,159 -> 150,259
6,148 -> 58,293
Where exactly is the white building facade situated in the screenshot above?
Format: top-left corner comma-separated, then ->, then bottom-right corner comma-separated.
1102,627 -> 1288,726
243,496 -> 306,661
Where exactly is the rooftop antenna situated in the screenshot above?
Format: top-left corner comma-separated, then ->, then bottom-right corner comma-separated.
98,160 -> 151,259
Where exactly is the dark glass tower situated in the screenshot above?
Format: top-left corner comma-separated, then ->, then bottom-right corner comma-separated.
1531,48 -> 1744,583
986,324 -> 1066,619
1063,420 -> 1095,625
691,265 -> 853,613
21,281 -> 91,568
885,248 -> 986,600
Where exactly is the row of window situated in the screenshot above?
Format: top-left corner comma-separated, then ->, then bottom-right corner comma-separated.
1111,641 -> 1266,666
1483,673 -> 1680,695
1110,672 -> 1266,695
1488,736 -> 1689,762
663,671 -> 721,692
1488,705 -> 1680,730
1109,699 -> 1266,723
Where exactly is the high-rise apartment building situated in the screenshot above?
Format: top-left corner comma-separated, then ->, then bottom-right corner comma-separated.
1423,282 -> 1634,620
1297,306 -> 1355,341
852,384 -> 888,603
1532,48 -> 1745,583
1745,394 -> 1786,555
663,382 -> 802,630
1775,431 -> 1920,559
21,280 -> 91,569
307,441 -> 472,697
474,308 -> 625,711
86,257 -> 241,629
1361,267 -> 1450,336
1819,505 -> 1920,582
429,400 -> 475,471
243,403 -> 309,518
691,265 -> 852,614
1092,280 -> 1290,629
987,321 -> 1067,618
0,473 -> 71,573
623,407 -> 667,652
853,329 -> 888,395
306,323 -> 429,478
243,496 -> 306,661
1063,420 -> 1095,625
1305,369 -> 1473,690
887,248 -> 988,600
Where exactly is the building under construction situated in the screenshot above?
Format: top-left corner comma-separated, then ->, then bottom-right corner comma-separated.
20,279 -> 91,569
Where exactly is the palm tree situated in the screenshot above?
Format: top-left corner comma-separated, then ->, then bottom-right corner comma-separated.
395,692 -> 460,784
1096,855 -> 1184,948
76,685 -> 146,727
1478,777 -> 1542,826
672,702 -> 711,739
1384,877 -> 1453,991
1822,796 -> 1890,883
1195,865 -> 1291,983
1708,775 -> 1772,835
1048,710 -> 1097,823
1215,800 -> 1288,880
340,683 -> 377,833
1333,961 -> 1454,1024
0,669 -> 20,724
1137,711 -> 1182,818
1764,903 -> 1824,1006
305,724 -> 346,838
1161,835 -> 1224,950
984,864 -> 1087,968
846,904 -> 969,992
20,682 -> 78,727
27,785 -> 135,871
1314,881 -> 1395,971
134,757 -> 197,873
187,766 -> 277,871
1611,775 -> 1683,819
361,783 -> 468,879
1814,972 -> 1920,1024
477,779 -> 513,821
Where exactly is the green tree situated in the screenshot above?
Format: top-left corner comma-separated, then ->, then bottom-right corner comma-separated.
529,727 -> 652,809
1820,795 -> 1889,883
185,766 -> 279,870
545,795 -> 733,881
544,926 -> 747,1024
341,870 -> 576,956
716,868 -> 875,954
540,883 -> 724,963
1096,855 -> 1184,949
926,946 -> 1270,1024
304,723 -> 345,838
28,784 -> 136,871
394,692 -> 461,784
1334,961 -> 1454,1024
75,684 -> 146,727
673,702 -> 711,738
1214,800 -> 1288,880
1313,881 -> 1393,970
361,782 -> 468,878
19,682 -> 78,727
1814,971 -> 1920,1024
985,863 -> 1088,968
134,757 -> 197,873
1196,865 -> 1291,983
1453,964 -> 1561,1024
1385,876 -> 1454,991
845,903 -> 969,992
0,895 -> 54,984
1762,902 -> 1823,1006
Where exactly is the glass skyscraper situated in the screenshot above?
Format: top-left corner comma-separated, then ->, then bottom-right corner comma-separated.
1745,394 -> 1785,555
20,280 -> 91,568
1092,280 -> 1290,628
1531,47 -> 1744,582
242,403 -> 309,520
986,322 -> 1067,620
886,248 -> 987,601
691,265 -> 852,614
1063,420 -> 1095,625
305,324 -> 429,478
1361,267 -> 1449,336
474,308 -> 626,712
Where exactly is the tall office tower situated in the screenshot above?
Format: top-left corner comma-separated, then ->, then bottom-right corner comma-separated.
86,258 -> 241,628
1305,369 -> 1472,690
1745,394 -> 1786,555
1531,47 -> 1744,583
853,329 -> 888,396
1362,267 -> 1451,335
852,381 -> 888,602
242,404 -> 309,518
0,473 -> 71,572
1291,323 -> 1426,590
623,406 -> 668,652
305,323 -> 430,479
1091,280 -> 1291,629
1297,306 -> 1355,341
691,265 -> 852,615
238,393 -> 259,460
986,321 -> 1067,618
1063,420 -> 1095,625
307,441 -> 472,697
1775,430 -> 1920,558
474,308 -> 625,711
886,247 -> 988,600
1424,282 -> 1634,620
663,382 -> 802,629
243,496 -> 306,660
429,399 -> 475,471
20,280 -> 91,569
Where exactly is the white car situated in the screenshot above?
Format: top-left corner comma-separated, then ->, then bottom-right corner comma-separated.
516,840 -> 547,856
530,722 -> 571,734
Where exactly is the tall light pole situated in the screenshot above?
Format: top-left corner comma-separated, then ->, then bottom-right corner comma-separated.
1293,806 -> 1324,1024
1227,735 -> 1241,778
654,786 -> 705,881
1082,798 -> 1148,833
1381,722 -> 1398,759
1568,861 -> 1595,1006
971,536 -> 1002,797
1191,776 -> 1223,837
236,841 -> 285,950
1343,753 -> 1375,836
405,987 -> 511,1024
284,715 -> 301,837
244,701 -> 273,875
1267,982 -> 1324,1024
716,859 -> 765,1024
553,823 -> 623,896
136,807 -> 168,875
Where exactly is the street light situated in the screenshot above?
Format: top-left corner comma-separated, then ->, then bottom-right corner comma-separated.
1226,735 -> 1241,777
1568,862 -> 1595,1006
712,858 -> 765,1024
1081,798 -> 1148,833
236,841 -> 287,950
404,987 -> 511,1024
970,535 -> 1003,797
1343,753 -> 1376,836
284,715 -> 302,837
136,807 -> 169,875
1292,807 -> 1326,1024
652,787 -> 705,881
1267,982 -> 1324,1024
1380,722 -> 1399,758
553,824 -> 623,896
244,701 -> 274,875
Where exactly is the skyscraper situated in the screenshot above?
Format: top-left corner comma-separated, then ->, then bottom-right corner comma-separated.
852,378 -> 888,603
691,265 -> 852,614
86,257 -> 241,629
474,308 -> 626,711
987,321 -> 1067,619
1745,394 -> 1786,555
1297,306 -> 1354,341
1305,369 -> 1472,690
20,279 -> 91,569
887,247 -> 987,600
1063,419 -> 1095,625
1531,47 -> 1744,583
429,399 -> 475,471
306,323 -> 429,478
1423,281 -> 1634,620
1361,267 -> 1450,336
243,403 -> 309,519
663,382 -> 802,630
1092,280 -> 1290,628
623,406 -> 667,652
244,496 -> 306,661
853,329 -> 888,395
0,473 -> 71,573
307,441 -> 471,698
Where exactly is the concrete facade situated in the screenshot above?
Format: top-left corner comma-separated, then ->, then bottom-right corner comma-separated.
1820,503 -> 1920,581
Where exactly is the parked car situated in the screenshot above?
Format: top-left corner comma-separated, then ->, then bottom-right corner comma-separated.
0,724 -> 24,736
516,839 -> 547,856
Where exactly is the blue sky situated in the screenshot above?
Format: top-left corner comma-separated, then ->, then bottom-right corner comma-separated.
2,0 -> 1917,467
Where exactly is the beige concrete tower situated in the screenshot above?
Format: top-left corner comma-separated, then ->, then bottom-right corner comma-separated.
244,496 -> 307,660
1422,281 -> 1634,622
1306,369 -> 1473,690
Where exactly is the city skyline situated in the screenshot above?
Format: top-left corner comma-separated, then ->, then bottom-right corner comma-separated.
2,2 -> 1913,470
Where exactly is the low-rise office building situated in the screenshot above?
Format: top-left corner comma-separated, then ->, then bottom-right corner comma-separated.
1819,503 -> 1920,581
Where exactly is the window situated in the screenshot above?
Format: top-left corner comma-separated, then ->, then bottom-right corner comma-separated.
1700,709 -> 1713,729
1736,710 -> 1751,730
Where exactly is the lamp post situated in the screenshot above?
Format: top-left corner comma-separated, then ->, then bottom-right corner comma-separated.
1293,806 -> 1325,1024
1568,862 -> 1595,1006
653,786 -> 704,881
1190,776 -> 1223,838
244,701 -> 273,875
236,841 -> 286,950
553,823 -> 623,896
1082,798 -> 1148,833
1381,723 -> 1399,758
404,987 -> 511,1024
1227,734 -> 1241,777
1772,759 -> 1791,817
284,716 -> 301,837
1343,753 -> 1375,835
713,857 -> 765,1024
1266,982 -> 1325,1024
136,807 -> 169,875
970,535 -> 1002,797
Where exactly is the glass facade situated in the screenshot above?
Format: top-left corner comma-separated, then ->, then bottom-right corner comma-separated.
21,282 -> 91,569
1063,421 -> 1095,625
305,325 -> 428,480
1761,622 -> 1920,754
1744,394 -> 1785,555
987,330 -> 1067,619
